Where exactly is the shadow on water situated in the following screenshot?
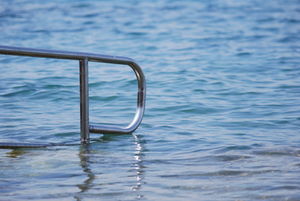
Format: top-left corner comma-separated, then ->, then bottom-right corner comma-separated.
74,134 -> 146,200
4,149 -> 28,158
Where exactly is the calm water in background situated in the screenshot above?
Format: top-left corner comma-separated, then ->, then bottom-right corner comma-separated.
0,0 -> 300,200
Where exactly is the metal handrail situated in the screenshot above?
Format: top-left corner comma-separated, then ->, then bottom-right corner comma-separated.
0,45 -> 146,145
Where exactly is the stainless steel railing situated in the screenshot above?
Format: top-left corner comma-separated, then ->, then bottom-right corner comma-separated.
0,45 -> 146,145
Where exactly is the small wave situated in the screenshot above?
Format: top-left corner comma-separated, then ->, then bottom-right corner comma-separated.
31,89 -> 75,100
82,13 -> 99,18
277,36 -> 300,43
89,95 -> 119,101
128,31 -> 147,36
180,107 -> 220,114
253,148 -> 300,157
214,145 -> 253,153
151,104 -> 221,115
235,52 -> 252,57
280,18 -> 300,24
2,88 -> 36,97
160,169 -> 280,178
213,154 -> 252,162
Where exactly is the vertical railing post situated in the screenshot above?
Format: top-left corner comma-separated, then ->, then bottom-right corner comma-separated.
79,58 -> 89,144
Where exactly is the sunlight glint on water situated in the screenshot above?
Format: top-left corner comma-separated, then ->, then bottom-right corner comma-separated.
0,0 -> 300,200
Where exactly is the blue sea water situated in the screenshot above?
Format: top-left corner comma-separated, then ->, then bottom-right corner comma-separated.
0,0 -> 300,200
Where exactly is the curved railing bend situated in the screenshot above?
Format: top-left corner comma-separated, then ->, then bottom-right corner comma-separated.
0,45 -> 146,145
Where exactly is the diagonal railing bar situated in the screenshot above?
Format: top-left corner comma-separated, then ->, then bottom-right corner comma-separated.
0,45 -> 146,145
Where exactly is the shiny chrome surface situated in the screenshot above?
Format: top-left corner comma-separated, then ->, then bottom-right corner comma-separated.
0,45 -> 146,144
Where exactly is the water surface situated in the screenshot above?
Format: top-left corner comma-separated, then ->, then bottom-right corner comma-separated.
0,0 -> 300,200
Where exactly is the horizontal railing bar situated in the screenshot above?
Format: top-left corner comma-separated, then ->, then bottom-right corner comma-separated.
0,45 -> 135,65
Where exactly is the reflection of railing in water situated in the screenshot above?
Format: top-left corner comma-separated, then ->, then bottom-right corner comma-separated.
75,145 -> 94,201
0,45 -> 146,147
132,134 -> 146,199
74,135 -> 146,200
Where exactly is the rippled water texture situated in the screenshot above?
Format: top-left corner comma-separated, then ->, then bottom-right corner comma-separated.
1,0 -> 300,200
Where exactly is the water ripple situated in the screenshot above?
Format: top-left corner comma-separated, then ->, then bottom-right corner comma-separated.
1,0 -> 300,200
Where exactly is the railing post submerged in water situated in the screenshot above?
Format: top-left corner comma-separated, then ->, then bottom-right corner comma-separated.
79,58 -> 89,144
0,45 -> 146,147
